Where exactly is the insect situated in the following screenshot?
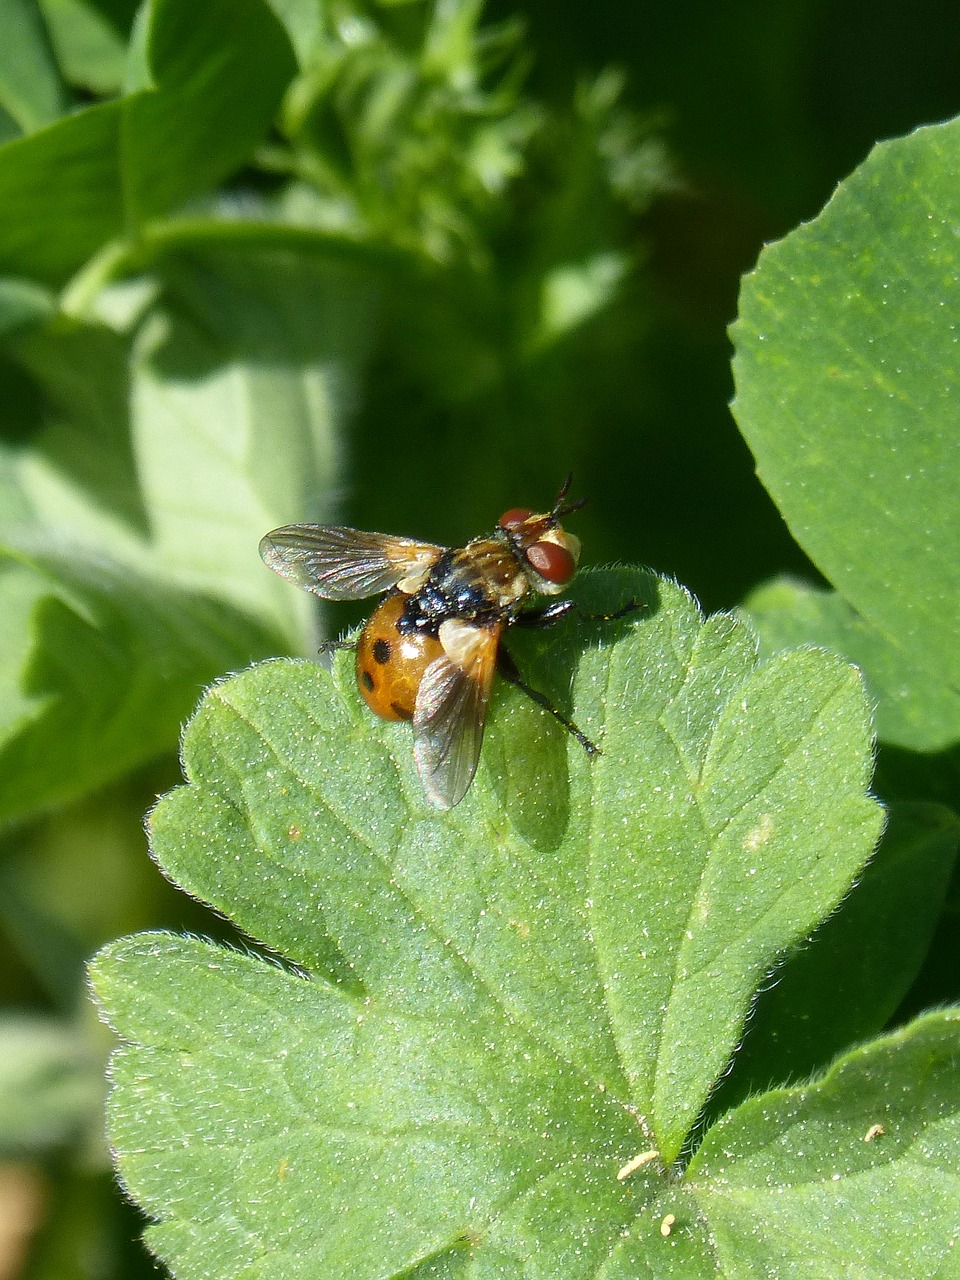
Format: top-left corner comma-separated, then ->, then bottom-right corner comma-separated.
260,477 -> 630,810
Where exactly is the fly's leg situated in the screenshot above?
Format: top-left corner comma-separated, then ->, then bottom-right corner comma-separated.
580,598 -> 645,624
505,598 -> 644,752
515,598 -> 644,629
512,599 -> 578,629
318,638 -> 356,654
496,647 -> 599,756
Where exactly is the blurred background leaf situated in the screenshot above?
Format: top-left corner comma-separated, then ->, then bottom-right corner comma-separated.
0,0 -> 295,280
0,0 -> 68,136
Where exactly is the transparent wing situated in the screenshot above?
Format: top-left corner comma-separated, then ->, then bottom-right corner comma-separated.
259,525 -> 442,600
413,621 -> 501,810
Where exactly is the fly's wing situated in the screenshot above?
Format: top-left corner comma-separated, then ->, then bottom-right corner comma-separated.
259,525 -> 442,600
412,619 -> 501,810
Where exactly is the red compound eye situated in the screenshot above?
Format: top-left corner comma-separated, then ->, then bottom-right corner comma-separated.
499,507 -> 533,530
526,540 -> 576,584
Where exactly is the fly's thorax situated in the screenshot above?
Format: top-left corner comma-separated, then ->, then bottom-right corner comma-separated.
398,538 -> 530,634
457,536 -> 531,608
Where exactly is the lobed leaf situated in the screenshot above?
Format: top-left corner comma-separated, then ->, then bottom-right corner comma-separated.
742,576 -> 960,753
707,799 -> 960,1112
603,1011 -> 960,1277
92,568 -> 887,1275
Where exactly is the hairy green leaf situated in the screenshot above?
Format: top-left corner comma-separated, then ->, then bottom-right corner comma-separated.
600,1012 -> 960,1278
743,576 -> 960,753
92,569 -> 886,1274
709,800 -> 960,1112
732,116 -> 960,698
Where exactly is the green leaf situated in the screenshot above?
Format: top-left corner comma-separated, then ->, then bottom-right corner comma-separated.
0,0 -> 296,282
0,545 -> 279,826
0,557 -> 48,735
683,1011 -> 960,1277
0,1015 -> 103,1154
3,243 -> 371,640
0,0 -> 67,133
91,569 -> 885,1274
594,1011 -> 960,1277
259,0 -> 322,67
0,276 -> 56,337
280,0 -> 543,266
731,115 -> 960,697
0,240 -> 371,821
5,318 -> 149,549
39,0 -> 133,96
742,576 -> 960,752
708,800 -> 960,1113
129,245 -> 376,645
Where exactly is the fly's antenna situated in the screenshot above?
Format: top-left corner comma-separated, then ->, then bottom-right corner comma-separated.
552,473 -> 588,521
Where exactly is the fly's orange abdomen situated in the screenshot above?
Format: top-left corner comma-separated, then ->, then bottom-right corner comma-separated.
355,594 -> 442,721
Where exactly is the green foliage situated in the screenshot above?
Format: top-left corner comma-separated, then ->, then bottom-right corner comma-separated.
731,118 -> 960,724
0,1015 -> 103,1153
40,0 -> 140,96
0,0 -> 67,134
685,1012 -> 960,1279
0,0 -> 296,281
706,800 -> 960,1114
0,548 -> 272,827
0,0 -> 956,1274
0,0 -> 667,839
92,573 -> 888,1273
278,0 -> 542,263
0,248 -> 364,826
97,963 -> 960,1276
742,577 -> 960,753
